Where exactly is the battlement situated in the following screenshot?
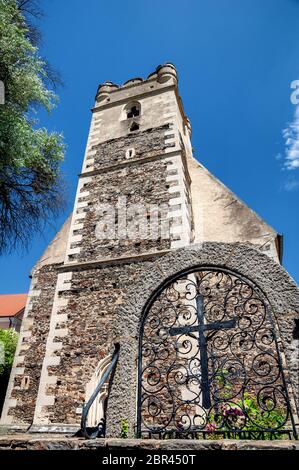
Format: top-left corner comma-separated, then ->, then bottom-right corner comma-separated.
95,63 -> 178,103
1,63 -> 295,441
93,63 -> 191,140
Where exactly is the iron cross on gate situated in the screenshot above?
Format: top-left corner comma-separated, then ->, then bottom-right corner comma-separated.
169,294 -> 237,409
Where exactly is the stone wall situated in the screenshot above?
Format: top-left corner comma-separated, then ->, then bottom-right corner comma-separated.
3,264 -> 59,425
1,120 -> 192,428
37,258 -> 162,425
8,242 -> 296,433
0,435 -> 297,451
1,63 -> 295,440
69,159 -> 172,263
66,125 -> 192,265
187,157 -> 280,261
106,243 -> 299,437
91,124 -> 171,171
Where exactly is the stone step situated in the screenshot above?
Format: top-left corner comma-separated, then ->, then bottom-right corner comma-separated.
0,435 -> 297,451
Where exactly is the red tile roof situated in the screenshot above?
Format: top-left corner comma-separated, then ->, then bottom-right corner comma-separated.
0,294 -> 28,318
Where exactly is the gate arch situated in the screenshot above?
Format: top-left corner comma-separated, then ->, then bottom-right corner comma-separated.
137,266 -> 297,438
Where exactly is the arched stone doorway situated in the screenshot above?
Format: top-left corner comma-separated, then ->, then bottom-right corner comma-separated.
85,354 -> 111,428
137,266 -> 296,438
105,243 -> 299,438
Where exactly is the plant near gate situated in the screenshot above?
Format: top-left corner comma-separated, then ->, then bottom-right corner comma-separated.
240,392 -> 286,433
0,0 -> 65,254
0,328 -> 18,412
120,419 -> 129,438
205,392 -> 287,440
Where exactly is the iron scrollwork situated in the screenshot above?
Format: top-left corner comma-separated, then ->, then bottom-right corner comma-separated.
137,268 -> 296,439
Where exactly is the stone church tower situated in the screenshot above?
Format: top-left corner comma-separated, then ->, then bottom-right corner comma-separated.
1,64 -> 298,438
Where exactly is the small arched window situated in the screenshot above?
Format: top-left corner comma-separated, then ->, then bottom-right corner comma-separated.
130,122 -> 139,132
124,101 -> 141,119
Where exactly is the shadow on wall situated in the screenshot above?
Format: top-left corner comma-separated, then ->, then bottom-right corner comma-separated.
0,374 -> 9,415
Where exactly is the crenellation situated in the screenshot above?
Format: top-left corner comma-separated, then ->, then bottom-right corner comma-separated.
1,63 -> 297,439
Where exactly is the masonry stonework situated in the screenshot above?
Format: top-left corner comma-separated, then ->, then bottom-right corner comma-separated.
1,64 -> 298,441
92,124 -> 172,170
69,158 -> 173,263
105,243 -> 299,437
1,263 -> 59,426
43,260 -> 160,424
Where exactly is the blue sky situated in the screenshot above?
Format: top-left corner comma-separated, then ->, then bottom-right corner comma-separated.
1,0 -> 299,293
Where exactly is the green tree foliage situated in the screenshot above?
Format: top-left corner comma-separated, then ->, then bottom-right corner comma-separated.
0,328 -> 18,376
0,328 -> 18,412
0,0 -> 65,254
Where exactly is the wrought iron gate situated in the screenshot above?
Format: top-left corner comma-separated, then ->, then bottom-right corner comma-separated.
137,267 -> 297,439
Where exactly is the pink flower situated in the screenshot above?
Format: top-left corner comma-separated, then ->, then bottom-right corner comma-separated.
223,406 -> 244,417
205,423 -> 216,433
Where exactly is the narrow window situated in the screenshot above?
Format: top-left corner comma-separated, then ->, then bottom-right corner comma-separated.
127,105 -> 140,118
124,101 -> 141,120
130,122 -> 139,132
126,148 -> 135,159
21,376 -> 30,390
